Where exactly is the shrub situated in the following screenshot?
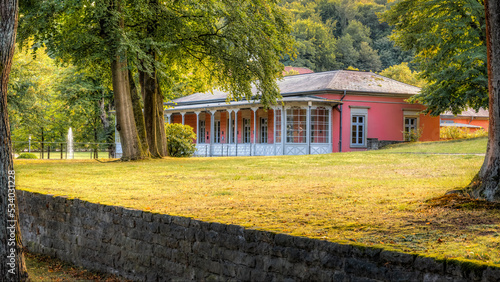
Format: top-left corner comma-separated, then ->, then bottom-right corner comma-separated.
17,153 -> 38,159
165,123 -> 197,157
402,128 -> 423,142
440,127 -> 488,140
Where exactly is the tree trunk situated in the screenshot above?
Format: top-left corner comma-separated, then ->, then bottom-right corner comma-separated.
98,96 -> 110,132
111,55 -> 144,161
129,69 -> 150,157
41,127 -> 44,159
140,58 -> 167,158
471,0 -> 500,201
0,0 -> 29,280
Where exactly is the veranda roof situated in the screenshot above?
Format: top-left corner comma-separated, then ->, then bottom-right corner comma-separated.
165,70 -> 420,112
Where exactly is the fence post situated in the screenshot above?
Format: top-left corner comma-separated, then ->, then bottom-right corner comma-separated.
60,143 -> 63,159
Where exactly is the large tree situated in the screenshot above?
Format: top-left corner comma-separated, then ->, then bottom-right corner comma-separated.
0,0 -> 28,280
382,0 -> 487,116
20,0 -> 294,160
471,0 -> 500,201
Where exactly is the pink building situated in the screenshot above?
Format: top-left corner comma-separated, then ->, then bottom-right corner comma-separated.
440,108 -> 489,132
165,70 -> 440,157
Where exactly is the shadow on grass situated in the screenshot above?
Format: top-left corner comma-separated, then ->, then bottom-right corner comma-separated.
25,251 -> 130,282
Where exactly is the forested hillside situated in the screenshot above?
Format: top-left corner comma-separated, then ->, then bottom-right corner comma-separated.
280,0 -> 413,73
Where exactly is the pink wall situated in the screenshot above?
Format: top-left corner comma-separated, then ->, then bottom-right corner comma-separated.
320,93 -> 440,152
168,93 -> 440,153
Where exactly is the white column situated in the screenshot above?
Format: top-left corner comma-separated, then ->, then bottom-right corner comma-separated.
273,107 -> 277,155
181,112 -> 186,125
228,110 -> 233,144
251,107 -> 258,156
210,110 -> 216,156
328,106 -> 333,151
234,109 -> 239,156
281,105 -> 286,155
194,111 -> 201,143
307,103 -> 311,155
166,113 -> 172,124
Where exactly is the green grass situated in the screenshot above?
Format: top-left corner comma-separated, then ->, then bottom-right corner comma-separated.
14,138 -> 500,268
31,151 -> 112,160
381,137 -> 487,154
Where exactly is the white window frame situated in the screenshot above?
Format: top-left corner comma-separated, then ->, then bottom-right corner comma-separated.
403,110 -> 420,142
275,108 -> 282,143
243,118 -> 251,143
198,120 -> 206,143
214,120 -> 221,143
311,107 -> 329,144
350,107 -> 368,147
286,106 -> 307,144
260,118 -> 268,143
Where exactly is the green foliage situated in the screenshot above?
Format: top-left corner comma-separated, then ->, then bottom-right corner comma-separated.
8,47 -> 69,144
20,0 -> 295,107
281,0 -> 408,72
17,153 -> 38,159
7,47 -> 114,145
382,0 -> 487,115
379,62 -> 425,87
402,127 -> 423,142
284,69 -> 300,76
281,18 -> 340,71
165,123 -> 196,157
440,127 -> 488,140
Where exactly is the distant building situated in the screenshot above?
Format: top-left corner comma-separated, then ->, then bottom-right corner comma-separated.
440,108 -> 489,132
158,70 -> 440,157
283,66 -> 314,75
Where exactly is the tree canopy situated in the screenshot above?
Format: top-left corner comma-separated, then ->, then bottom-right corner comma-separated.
281,0 -> 411,72
19,0 -> 295,160
382,0 -> 487,115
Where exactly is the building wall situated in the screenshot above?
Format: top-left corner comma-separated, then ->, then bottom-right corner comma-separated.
168,93 -> 440,154
18,190 -> 498,281
440,117 -> 489,131
319,94 -> 440,152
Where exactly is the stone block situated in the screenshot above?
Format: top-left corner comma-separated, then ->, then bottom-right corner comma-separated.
320,253 -> 344,270
235,265 -> 251,281
386,268 -> 422,282
414,256 -> 445,274
380,250 -> 415,267
142,211 -> 153,222
172,215 -> 191,228
210,222 -> 227,233
344,257 -> 388,281
483,267 -> 500,282
275,233 -> 295,247
227,224 -> 245,236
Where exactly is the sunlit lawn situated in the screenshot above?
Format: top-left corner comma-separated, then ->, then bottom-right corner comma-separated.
381,137 -> 487,154
14,138 -> 500,267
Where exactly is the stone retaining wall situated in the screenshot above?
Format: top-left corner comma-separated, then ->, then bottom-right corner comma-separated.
17,190 -> 500,281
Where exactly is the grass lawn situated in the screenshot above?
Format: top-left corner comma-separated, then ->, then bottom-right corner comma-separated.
381,137 -> 488,154
14,138 -> 500,268
37,151 -> 112,160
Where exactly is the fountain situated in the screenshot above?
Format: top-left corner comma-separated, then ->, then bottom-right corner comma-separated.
67,127 -> 74,159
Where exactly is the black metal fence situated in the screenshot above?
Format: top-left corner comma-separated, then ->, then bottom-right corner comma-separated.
12,141 -> 116,160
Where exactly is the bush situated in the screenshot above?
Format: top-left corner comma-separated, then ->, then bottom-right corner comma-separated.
17,153 -> 38,159
166,123 -> 197,157
440,126 -> 488,140
402,128 -> 423,142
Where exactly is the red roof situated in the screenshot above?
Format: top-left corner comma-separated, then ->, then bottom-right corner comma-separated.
283,66 -> 314,75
